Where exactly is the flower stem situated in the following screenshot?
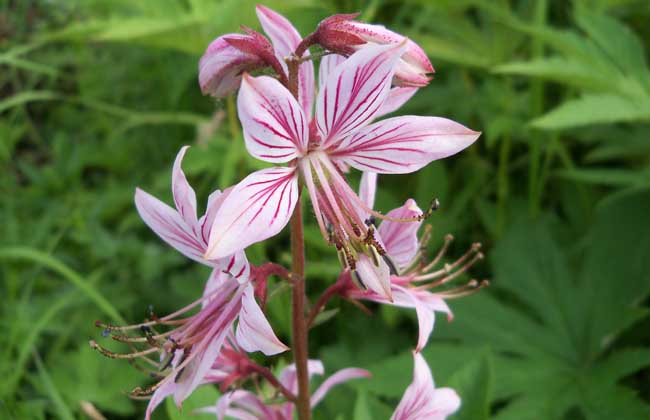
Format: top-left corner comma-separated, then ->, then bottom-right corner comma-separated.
287,45 -> 311,420
289,201 -> 310,420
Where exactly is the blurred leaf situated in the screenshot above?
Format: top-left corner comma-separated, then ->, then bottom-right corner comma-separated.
165,384 -> 220,420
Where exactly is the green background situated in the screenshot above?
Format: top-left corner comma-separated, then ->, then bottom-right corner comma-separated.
2,0 -> 649,419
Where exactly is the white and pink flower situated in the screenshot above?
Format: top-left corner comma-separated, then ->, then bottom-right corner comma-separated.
203,38 -> 479,302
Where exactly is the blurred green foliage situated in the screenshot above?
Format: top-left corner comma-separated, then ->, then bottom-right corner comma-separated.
2,0 -> 649,419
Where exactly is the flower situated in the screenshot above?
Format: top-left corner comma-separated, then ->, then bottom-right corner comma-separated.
316,13 -> 434,86
341,173 -> 485,351
392,352 -> 460,420
204,40 -> 480,302
92,268 -> 288,419
198,360 -> 370,419
92,147 -> 288,416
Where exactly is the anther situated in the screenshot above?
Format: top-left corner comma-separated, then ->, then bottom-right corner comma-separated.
364,216 -> 377,226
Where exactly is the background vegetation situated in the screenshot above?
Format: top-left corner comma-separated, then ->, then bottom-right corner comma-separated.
2,0 -> 649,419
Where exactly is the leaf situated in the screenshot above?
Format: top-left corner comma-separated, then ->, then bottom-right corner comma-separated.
353,391 -> 373,420
531,94 -> 650,129
166,384 -> 220,420
557,168 -> 650,187
446,350 -> 492,420
32,352 -> 75,420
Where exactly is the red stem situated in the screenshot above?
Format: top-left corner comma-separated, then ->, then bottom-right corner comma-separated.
306,277 -> 346,329
287,50 -> 311,420
247,362 -> 297,403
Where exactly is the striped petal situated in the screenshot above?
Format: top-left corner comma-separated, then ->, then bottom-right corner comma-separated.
236,284 -> 289,355
134,187 -> 206,263
316,43 -> 406,146
311,368 -> 370,408
330,116 -> 480,174
318,53 -> 346,90
376,87 -> 418,118
172,146 -> 198,227
256,5 -> 315,116
378,199 -> 422,269
205,167 -> 298,259
238,74 -> 309,162
392,353 -> 460,420
359,172 -> 377,210
355,254 -> 392,301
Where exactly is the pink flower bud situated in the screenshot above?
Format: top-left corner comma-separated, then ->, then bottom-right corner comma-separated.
317,16 -> 434,87
199,29 -> 285,98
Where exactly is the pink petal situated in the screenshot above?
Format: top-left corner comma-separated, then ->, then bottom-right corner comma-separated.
279,360 -> 325,394
355,254 -> 392,301
392,286 -> 435,352
376,87 -> 418,118
391,353 -> 460,420
205,167 -> 298,259
318,53 -> 346,90
134,187 -> 207,263
358,172 -> 377,210
317,42 -> 407,146
145,380 -> 176,420
238,74 -> 309,162
378,199 -> 422,268
330,115 -> 480,174
311,368 -> 371,408
236,284 -> 289,355
199,35 -> 265,97
256,5 -> 315,116
198,186 -> 234,245
172,146 -> 198,227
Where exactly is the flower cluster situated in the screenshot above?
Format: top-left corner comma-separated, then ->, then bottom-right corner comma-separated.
92,5 -> 482,420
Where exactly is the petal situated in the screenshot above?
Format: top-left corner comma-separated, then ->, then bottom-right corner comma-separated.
279,360 -> 325,393
431,388 -> 462,417
330,115 -> 481,174
376,87 -> 418,118
197,187 -> 231,246
199,35 -> 265,97
238,74 -> 309,162
317,42 -> 407,145
256,5 -> 315,116
172,146 -> 198,228
392,286 -> 435,352
311,368 -> 371,408
355,254 -> 392,301
318,53 -> 346,90
236,284 -> 289,355
378,199 -> 422,268
134,188 -> 207,263
205,167 -> 298,259
391,352 -> 436,420
145,380 -> 176,420
358,172 -> 377,210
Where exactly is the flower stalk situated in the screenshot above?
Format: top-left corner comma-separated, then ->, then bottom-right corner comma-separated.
287,49 -> 311,420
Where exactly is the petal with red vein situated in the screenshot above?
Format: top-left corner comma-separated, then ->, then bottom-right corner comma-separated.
238,74 -> 309,162
318,53 -> 346,90
172,146 -> 198,228
134,188 -> 206,263
378,199 -> 422,268
205,167 -> 298,259
330,115 -> 480,174
256,5 -> 315,116
375,87 -> 418,118
236,284 -> 289,355
311,368 -> 370,408
316,43 -> 406,145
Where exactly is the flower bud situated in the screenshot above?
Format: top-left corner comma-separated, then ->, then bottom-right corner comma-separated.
317,16 -> 434,87
199,29 -> 284,98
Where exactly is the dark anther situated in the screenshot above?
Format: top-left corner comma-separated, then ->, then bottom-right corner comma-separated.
102,328 -> 111,338
431,198 -> 441,211
364,216 -> 376,226
382,254 -> 399,276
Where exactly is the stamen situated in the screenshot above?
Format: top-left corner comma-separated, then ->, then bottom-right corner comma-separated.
416,251 -> 484,284
419,234 -> 455,273
89,340 -> 160,360
350,270 -> 368,291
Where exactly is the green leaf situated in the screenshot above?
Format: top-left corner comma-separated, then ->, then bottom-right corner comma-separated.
353,391 -> 373,420
447,350 -> 492,420
531,94 -> 650,129
165,384 -> 220,420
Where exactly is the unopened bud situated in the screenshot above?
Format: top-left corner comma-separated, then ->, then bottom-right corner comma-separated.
316,15 -> 434,87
